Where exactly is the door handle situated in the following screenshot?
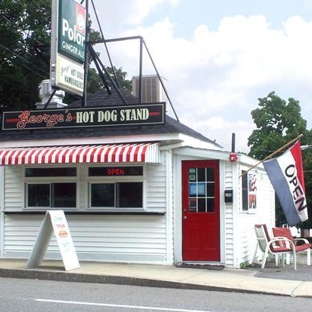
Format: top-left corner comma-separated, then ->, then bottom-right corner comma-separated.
183,216 -> 187,220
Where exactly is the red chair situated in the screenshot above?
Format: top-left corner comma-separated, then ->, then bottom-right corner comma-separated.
253,224 -> 297,269
272,227 -> 311,266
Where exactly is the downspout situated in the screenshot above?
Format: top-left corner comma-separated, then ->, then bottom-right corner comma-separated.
231,133 -> 240,268
231,133 -> 241,269
165,150 -> 174,264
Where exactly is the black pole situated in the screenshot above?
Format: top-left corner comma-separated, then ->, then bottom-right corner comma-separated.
138,37 -> 143,104
90,0 -> 120,88
43,88 -> 57,109
89,45 -> 127,105
87,35 -> 180,121
231,133 -> 236,153
89,46 -> 111,95
142,39 -> 179,122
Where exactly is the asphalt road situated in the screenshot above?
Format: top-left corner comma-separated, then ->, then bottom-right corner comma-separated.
1,277 -> 312,311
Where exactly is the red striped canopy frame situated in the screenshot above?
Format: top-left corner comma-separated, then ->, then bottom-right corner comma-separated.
0,143 -> 160,165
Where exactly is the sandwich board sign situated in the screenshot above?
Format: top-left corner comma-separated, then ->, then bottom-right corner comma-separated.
26,210 -> 80,271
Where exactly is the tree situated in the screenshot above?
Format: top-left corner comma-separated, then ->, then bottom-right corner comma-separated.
0,0 -> 51,110
301,148 -> 312,229
248,91 -> 309,159
248,91 -> 312,228
0,1 -> 131,111
104,66 -> 132,92
85,66 -> 132,94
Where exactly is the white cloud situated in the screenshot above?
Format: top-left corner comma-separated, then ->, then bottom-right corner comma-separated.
90,2 -> 312,152
91,0 -> 180,35
179,115 -> 255,152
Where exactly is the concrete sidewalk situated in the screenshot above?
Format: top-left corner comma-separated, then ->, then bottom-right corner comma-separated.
0,259 -> 311,298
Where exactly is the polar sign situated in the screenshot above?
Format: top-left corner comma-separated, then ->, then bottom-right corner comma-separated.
50,0 -> 86,96
58,0 -> 86,62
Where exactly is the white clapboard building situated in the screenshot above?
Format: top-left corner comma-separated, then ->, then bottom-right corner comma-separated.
0,80 -> 275,269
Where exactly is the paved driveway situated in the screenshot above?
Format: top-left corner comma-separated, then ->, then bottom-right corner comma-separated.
249,263 -> 312,281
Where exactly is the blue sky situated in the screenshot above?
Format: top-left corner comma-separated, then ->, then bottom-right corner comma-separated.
89,0 -> 312,152
146,0 -> 312,35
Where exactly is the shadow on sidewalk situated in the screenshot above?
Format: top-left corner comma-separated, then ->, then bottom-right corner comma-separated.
247,262 -> 312,281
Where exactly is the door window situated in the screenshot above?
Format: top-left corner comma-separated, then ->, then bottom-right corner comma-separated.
188,167 -> 215,213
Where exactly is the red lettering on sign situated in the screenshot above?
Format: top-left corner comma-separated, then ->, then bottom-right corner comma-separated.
16,110 -> 71,130
107,168 -> 125,175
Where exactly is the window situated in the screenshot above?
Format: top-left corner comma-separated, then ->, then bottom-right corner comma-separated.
242,171 -> 248,211
25,168 -> 77,209
241,170 -> 257,212
90,182 -> 143,208
188,167 -> 215,213
91,183 -> 115,207
24,166 -> 145,210
26,167 -> 76,177
88,166 -> 144,209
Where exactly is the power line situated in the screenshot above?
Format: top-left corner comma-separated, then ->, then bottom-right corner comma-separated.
0,6 -> 50,78
0,43 -> 48,79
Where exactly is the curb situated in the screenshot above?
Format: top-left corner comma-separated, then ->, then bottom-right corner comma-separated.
0,268 -> 283,296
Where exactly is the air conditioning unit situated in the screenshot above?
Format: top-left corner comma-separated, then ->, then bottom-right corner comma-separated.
132,75 -> 164,103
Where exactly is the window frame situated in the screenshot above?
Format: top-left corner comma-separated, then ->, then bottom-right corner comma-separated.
242,170 -> 248,212
187,167 -> 216,213
241,170 -> 257,213
87,165 -> 146,212
23,166 -> 79,210
22,165 -> 147,212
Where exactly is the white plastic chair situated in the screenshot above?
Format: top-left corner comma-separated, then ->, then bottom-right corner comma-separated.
252,224 -> 297,270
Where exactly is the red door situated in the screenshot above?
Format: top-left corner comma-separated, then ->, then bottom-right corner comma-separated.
182,160 -> 220,261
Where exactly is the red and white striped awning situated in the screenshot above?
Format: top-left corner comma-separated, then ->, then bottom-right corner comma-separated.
0,143 -> 160,166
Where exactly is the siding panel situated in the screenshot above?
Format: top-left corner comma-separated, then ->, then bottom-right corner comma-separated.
3,166 -> 23,211
145,153 -> 166,212
3,214 -> 167,263
224,162 -> 234,267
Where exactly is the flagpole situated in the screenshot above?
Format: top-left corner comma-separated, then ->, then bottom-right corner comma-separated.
239,133 -> 303,178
